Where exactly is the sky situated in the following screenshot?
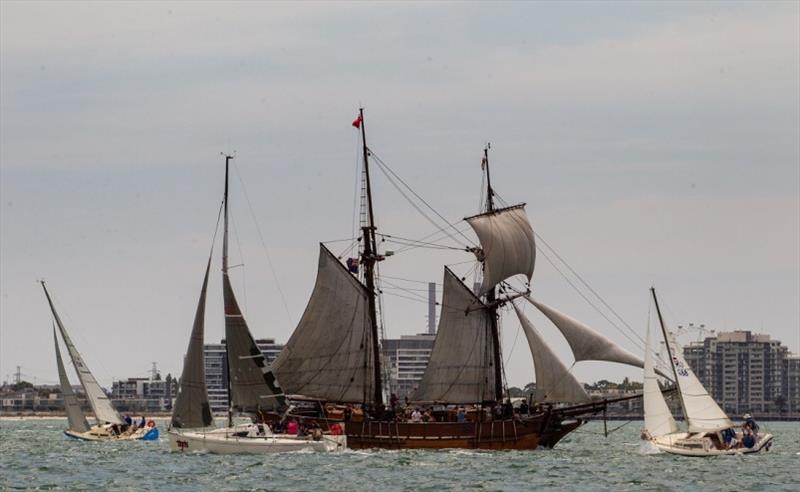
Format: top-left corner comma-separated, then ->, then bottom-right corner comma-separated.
1,1 -> 798,390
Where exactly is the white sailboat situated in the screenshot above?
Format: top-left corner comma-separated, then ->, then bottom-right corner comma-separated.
42,281 -> 159,441
641,287 -> 773,456
166,155 -> 346,454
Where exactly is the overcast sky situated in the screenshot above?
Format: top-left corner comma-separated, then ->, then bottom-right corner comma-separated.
1,1 -> 798,390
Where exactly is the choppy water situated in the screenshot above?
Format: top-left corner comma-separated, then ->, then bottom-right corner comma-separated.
1,419 -> 798,491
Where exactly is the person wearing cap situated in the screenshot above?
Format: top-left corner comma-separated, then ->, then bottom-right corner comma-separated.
743,413 -> 759,434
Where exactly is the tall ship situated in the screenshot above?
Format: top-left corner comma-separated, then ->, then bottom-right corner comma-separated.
271,110 -> 653,449
41,281 -> 159,441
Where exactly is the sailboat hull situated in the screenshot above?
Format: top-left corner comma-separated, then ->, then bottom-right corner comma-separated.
167,428 -> 346,454
64,424 -> 159,442
648,432 -> 774,457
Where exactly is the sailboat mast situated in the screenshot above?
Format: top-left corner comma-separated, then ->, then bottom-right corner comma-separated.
650,287 -> 688,424
222,154 -> 234,428
482,145 -> 504,402
358,108 -> 384,407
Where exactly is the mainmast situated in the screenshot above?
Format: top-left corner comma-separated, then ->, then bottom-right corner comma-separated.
358,108 -> 384,408
482,145 -> 504,402
222,153 -> 234,428
650,287 -> 688,424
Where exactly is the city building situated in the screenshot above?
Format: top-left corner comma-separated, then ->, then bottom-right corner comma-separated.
111,372 -> 177,413
784,355 -> 800,415
382,334 -> 436,399
204,338 -> 284,414
683,330 -> 790,416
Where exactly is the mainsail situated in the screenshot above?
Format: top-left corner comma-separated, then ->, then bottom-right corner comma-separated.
171,257 -> 213,429
41,282 -> 124,425
414,268 -> 496,403
273,245 -> 376,403
513,304 -> 590,403
53,325 -> 90,433
526,297 -> 645,368
643,328 -> 678,437
465,204 -> 536,295
665,332 -> 732,433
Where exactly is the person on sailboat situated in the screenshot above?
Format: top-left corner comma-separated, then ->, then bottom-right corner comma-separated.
743,413 -> 759,434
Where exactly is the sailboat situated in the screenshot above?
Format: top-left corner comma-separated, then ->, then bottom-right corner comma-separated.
270,109 -> 656,449
166,155 -> 346,454
42,281 -> 159,441
641,287 -> 773,456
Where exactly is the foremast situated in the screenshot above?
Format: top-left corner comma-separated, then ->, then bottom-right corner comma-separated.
481,145 -> 505,402
357,108 -> 384,408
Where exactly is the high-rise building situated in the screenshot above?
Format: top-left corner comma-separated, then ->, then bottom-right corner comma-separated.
203,338 -> 284,414
783,355 -> 800,415
683,330 -> 789,416
382,334 -> 436,399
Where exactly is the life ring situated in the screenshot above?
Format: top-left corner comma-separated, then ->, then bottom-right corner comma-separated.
146,420 -> 156,428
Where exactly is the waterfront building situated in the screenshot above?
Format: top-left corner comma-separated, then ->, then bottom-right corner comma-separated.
784,355 -> 800,415
683,330 -> 790,416
111,373 -> 177,413
204,338 -> 284,414
382,334 -> 436,399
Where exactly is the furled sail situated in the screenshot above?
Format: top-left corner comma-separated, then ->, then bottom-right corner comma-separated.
273,245 -> 376,403
413,268 -> 496,403
527,297 -> 645,369
513,304 -> 590,403
465,204 -> 536,295
643,328 -> 678,437
223,273 -> 286,413
171,258 -> 214,429
41,282 -> 124,425
665,332 -> 732,433
53,326 -> 90,433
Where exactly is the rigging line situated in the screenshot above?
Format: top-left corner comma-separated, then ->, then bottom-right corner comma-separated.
371,159 -> 463,247
231,161 -> 294,328
369,149 -> 475,247
394,223 -> 475,255
534,231 -> 646,346
381,274 -> 442,286
378,233 -> 465,251
537,246 -> 645,351
351,138 -> 361,247
228,208 -> 248,315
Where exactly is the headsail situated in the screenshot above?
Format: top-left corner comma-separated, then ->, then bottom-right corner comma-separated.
272,245 -> 376,403
223,274 -> 287,413
41,282 -> 124,425
513,303 -> 590,403
171,257 -> 214,429
643,328 -> 678,437
526,297 -> 645,369
465,204 -> 536,295
53,325 -> 90,433
413,268 -> 496,403
665,331 -> 732,433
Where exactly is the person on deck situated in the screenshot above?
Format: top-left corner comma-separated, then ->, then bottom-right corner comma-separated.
456,408 -> 466,423
411,408 -> 422,422
139,416 -> 146,429
743,414 -> 759,434
286,419 -> 298,435
124,415 -> 132,427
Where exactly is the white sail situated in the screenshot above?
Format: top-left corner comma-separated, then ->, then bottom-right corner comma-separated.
53,326 -> 90,433
41,282 -> 124,425
465,204 -> 535,295
272,245 -> 376,403
665,332 -> 732,433
643,328 -> 678,437
513,303 -> 590,403
413,268 -> 496,403
527,297 -> 645,369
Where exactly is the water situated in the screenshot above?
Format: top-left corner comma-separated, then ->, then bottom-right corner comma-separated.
1,419 -> 798,491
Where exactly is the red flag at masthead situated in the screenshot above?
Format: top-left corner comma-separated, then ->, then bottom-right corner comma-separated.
352,114 -> 363,129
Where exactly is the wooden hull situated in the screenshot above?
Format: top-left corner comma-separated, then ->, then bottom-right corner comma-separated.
343,413 -> 583,450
